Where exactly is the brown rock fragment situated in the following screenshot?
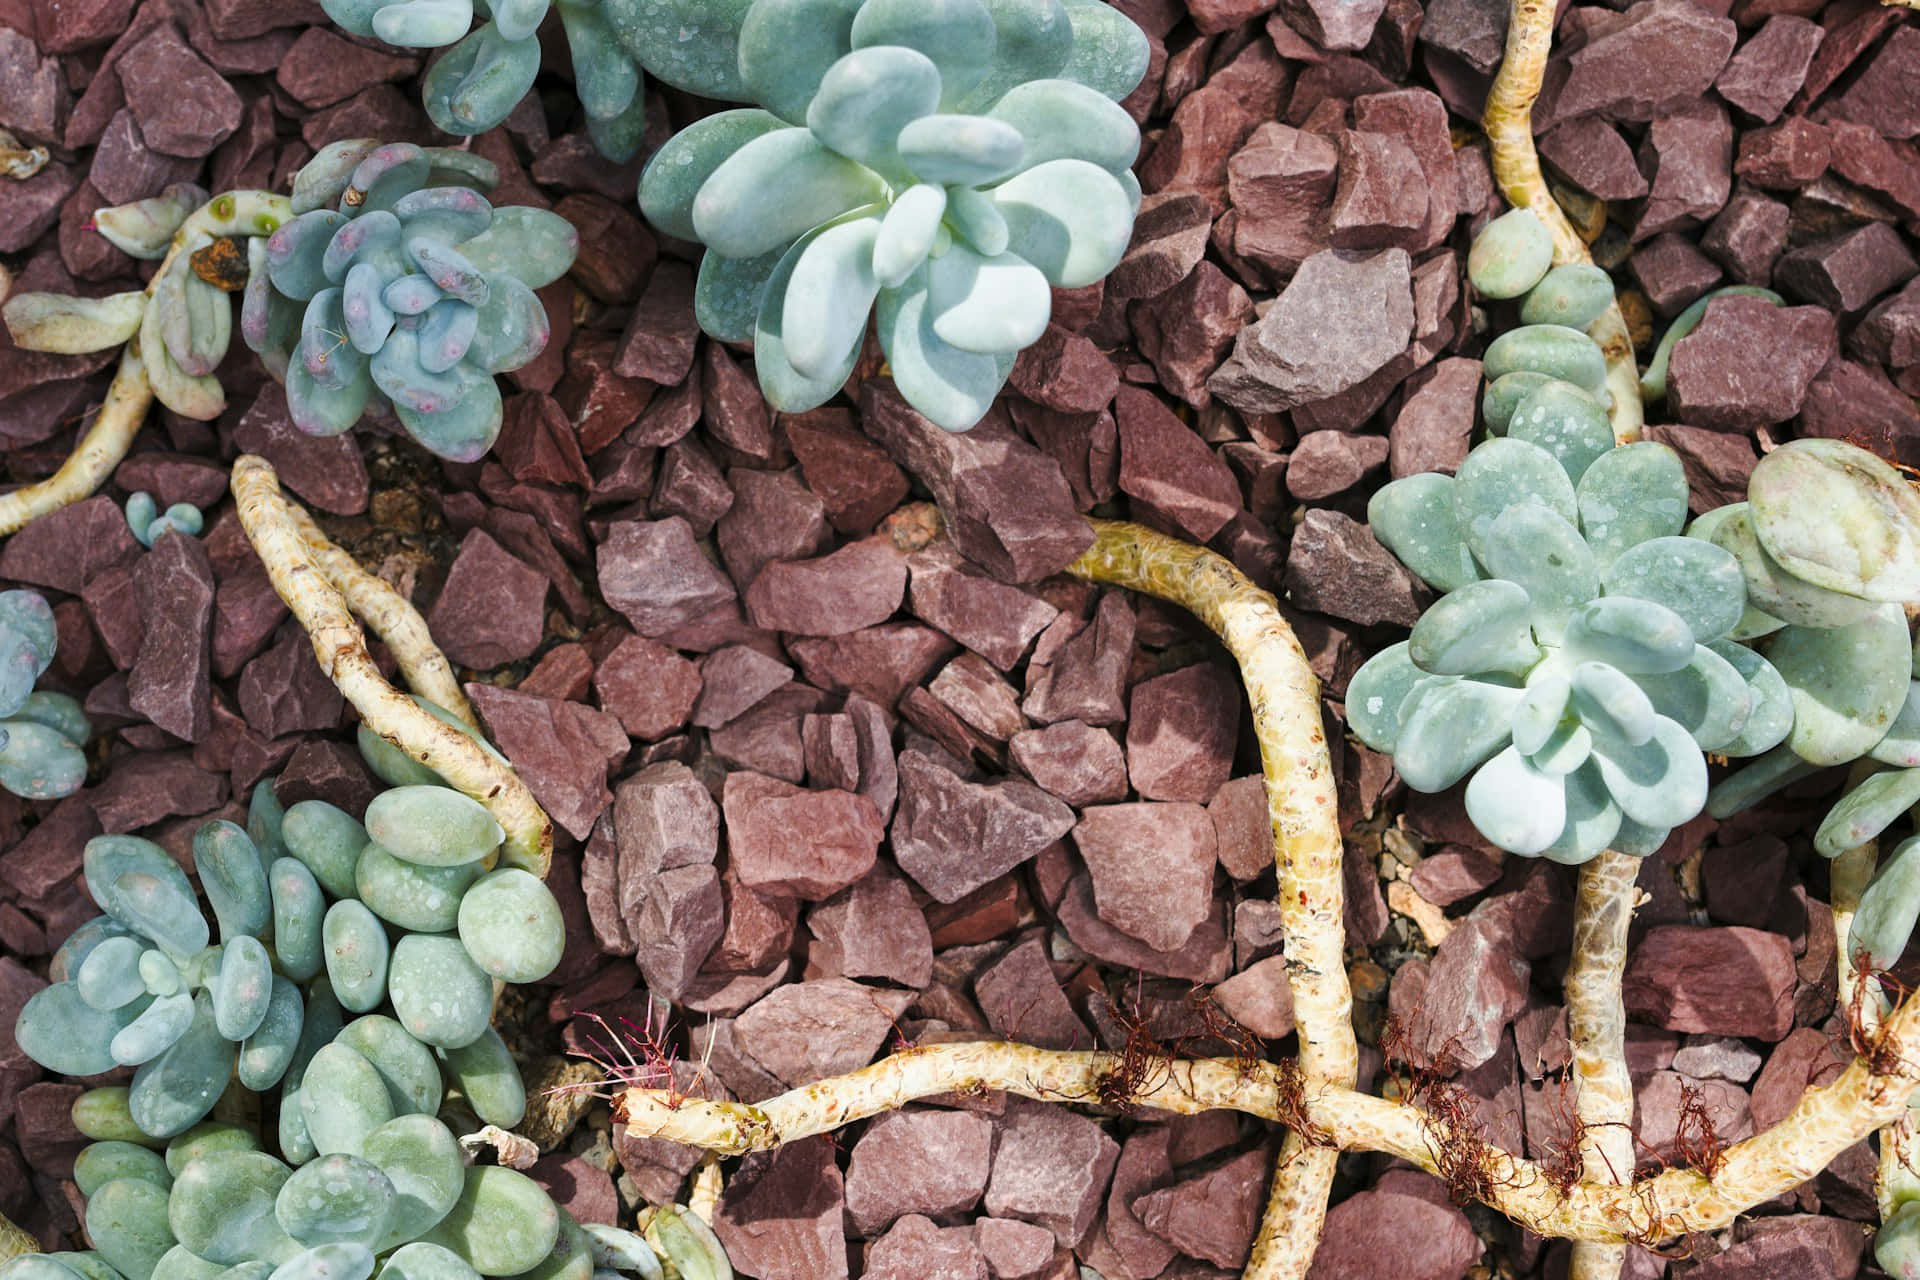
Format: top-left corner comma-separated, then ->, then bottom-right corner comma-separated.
1623,924 -> 1796,1041
722,772 -> 884,901
845,1109 -> 996,1237
130,532 -> 215,742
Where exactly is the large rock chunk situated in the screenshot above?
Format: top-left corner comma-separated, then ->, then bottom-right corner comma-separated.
984,1100 -> 1119,1250
722,772 -> 884,900
1624,925 -> 1796,1041
1130,1145 -> 1271,1269
713,1138 -> 849,1280
428,530 -> 548,670
1126,664 -> 1238,803
116,24 -> 242,156
1209,249 -> 1414,413
467,685 -> 628,840
1668,295 -> 1836,428
906,542 -> 1059,672
1553,0 -> 1738,123
130,531 -> 215,742
860,383 -> 1091,584
1283,509 -> 1431,627
1113,386 -> 1241,543
598,518 -> 737,637
1075,803 -> 1218,952
743,538 -> 908,637
1306,1183 -> 1481,1280
733,978 -> 914,1086
891,749 -> 1075,903
844,1109 -> 996,1237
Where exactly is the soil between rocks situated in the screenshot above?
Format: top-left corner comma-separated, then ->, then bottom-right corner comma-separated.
1,0 -> 1918,1277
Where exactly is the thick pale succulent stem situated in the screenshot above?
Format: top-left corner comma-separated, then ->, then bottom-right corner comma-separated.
619,980 -> 1920,1246
230,455 -> 552,874
0,191 -> 292,536
0,346 -> 154,536
1483,0 -> 1643,444
1830,836 -> 1912,1224
1066,519 -> 1351,1280
0,1209 -> 36,1263
281,502 -> 474,725
1565,851 -> 1639,1280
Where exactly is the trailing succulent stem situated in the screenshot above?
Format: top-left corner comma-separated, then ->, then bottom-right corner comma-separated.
229,456 -> 551,873
1565,852 -> 1639,1280
1066,520 -> 1351,1280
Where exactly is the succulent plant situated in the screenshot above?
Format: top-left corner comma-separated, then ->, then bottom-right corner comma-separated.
1350,431 -> 1794,861
637,0 -> 1150,432
0,590 -> 89,801
13,723 -> 564,1145
241,141 -> 579,462
124,494 -> 204,548
318,1 -> 650,161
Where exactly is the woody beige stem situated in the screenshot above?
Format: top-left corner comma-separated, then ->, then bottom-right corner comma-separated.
1483,0 -> 1644,444
1564,851 -> 1639,1280
230,454 -> 551,874
0,1209 -> 36,1263
619,980 -> 1920,1247
0,191 -> 292,536
1066,519 -> 1351,1280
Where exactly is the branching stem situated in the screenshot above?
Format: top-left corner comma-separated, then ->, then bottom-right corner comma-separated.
1565,851 -> 1639,1280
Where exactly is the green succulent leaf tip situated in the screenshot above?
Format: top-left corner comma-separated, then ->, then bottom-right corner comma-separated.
125,493 -> 205,548
245,142 -> 578,462
12,715 -> 565,1146
1353,435 -> 1794,862
637,0 -> 1148,433
0,589 -> 88,802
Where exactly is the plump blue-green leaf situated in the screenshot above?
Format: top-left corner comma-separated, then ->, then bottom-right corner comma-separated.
267,212 -> 349,302
301,1044 -> 395,1159
456,207 -> 578,289
355,842 -> 481,934
109,992 -> 191,1066
1527,719 -> 1593,775
291,141 -> 379,214
1519,263 -> 1616,330
0,718 -> 87,799
193,821 -> 269,944
556,0 -> 642,122
419,1168 -> 559,1278
0,589 -> 55,675
15,981 -> 146,1075
1466,209 -> 1554,300
1611,818 -> 1670,856
1563,596 -> 1694,675
1706,741 -> 1818,819
945,184 -> 1010,257
1393,677 -> 1522,792
277,982 -> 343,1164
876,263 -> 1016,431
362,1118 -> 466,1249
78,935 -> 148,1011
405,240 -> 488,307
299,290 -> 367,394
735,0 -> 862,123
638,109 -> 788,243
1589,713 -> 1709,829
1749,438 -> 1920,604
281,801 -> 366,899
1574,442 -> 1689,570
926,244 -> 1052,354
1570,660 -> 1657,745
319,0 -> 384,37
1056,0 -> 1150,100
52,916 -> 134,985
581,1225 -> 662,1280
601,0 -> 751,98
1704,503 -> 1874,629
163,264 -> 233,378
1815,766 -> 1920,858
276,1154 -> 395,1249
129,992 -> 234,1139
692,128 -> 889,259
1407,578 -> 1538,676
370,0 -> 473,46
1366,473 -> 1481,593
385,936 -> 493,1049
416,301 -> 478,374
422,23 -> 540,136
322,211 -> 406,285
457,869 -> 565,983
1481,371 -> 1556,436
85,836 -> 210,958
1465,746 -> 1566,855
1852,832 -> 1920,973
86,1178 -> 175,1280
345,144 -> 433,216
266,1245 -> 374,1280
336,1015 -> 442,1117
323,900 -> 390,1015
1482,323 -> 1608,398
1481,504 -> 1597,643
75,1141 -> 172,1197
897,115 -> 1027,186
781,215 -> 882,380
237,977 -> 304,1091
1630,644 -> 1751,752
958,0 -> 1078,112
849,0 -> 996,108
487,0 -> 547,42
376,1244 -> 478,1280
1506,380 -> 1614,485
1770,603 -> 1913,767
392,186 -> 492,247
11,690 -> 87,746
341,264 -> 394,357
437,1027 -> 525,1128
212,935 -> 274,1041
873,183 -> 947,288
803,46 -> 941,183
1452,437 -> 1578,566
463,273 -> 548,374
1604,535 -> 1745,646
1512,672 -> 1570,756
694,246 -> 786,343
984,76 -> 1137,172
1710,640 -> 1793,758
1872,682 -> 1920,768
990,158 -> 1133,288
169,1151 -> 296,1266
1345,641 -> 1422,753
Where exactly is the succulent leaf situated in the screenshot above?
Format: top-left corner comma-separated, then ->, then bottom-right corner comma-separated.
1519,263 -> 1615,330
268,212 -> 350,302
1539,761 -> 1624,864
876,264 -> 1017,431
1054,0 -> 1150,99
421,24 -> 541,136
957,0 -> 1075,110
1851,832 -> 1920,973
371,0 -> 475,46
417,301 -> 480,374
1699,502 -> 1870,630
1604,535 -> 1746,645
1629,643 -> 1751,751
1769,602 -> 1913,766
639,110 -> 791,243
1574,442 -> 1688,571
926,244 -> 1052,354
1480,370 -> 1556,436
1563,596 -> 1695,675
1505,380 -> 1613,485
1748,438 -> 1920,605
1482,323 -> 1608,399
1452,437 -> 1579,565
1365,473 -> 1482,594
694,129 -> 890,259
601,0 -> 752,98
1464,747 -> 1566,855
873,183 -> 948,288
850,0 -> 997,107
1569,660 -> 1658,745
736,0 -> 865,124
94,183 -> 209,259
897,114 -> 1028,186
1708,640 -> 1793,757
487,0 -> 549,42
990,158 -> 1133,288
1588,714 -> 1708,829
1481,504 -> 1596,642
1407,578 -> 1536,676
782,215 -> 884,379
292,141 -> 379,215
129,992 -> 235,1138
1815,766 -> 1920,857
1393,678 -> 1522,792
1344,641 -> 1422,754
1466,208 -> 1553,300
2,290 -> 148,354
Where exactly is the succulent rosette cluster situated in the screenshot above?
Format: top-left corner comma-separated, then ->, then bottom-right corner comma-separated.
1350,436 -> 1794,862
638,0 -> 1150,431
0,590 -> 88,801
242,142 -> 578,462
319,0 -> 651,160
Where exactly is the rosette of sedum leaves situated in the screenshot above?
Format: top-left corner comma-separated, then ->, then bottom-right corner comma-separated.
243,142 -> 578,462
1349,435 -> 1793,861
318,0 -> 651,161
0,589 -> 89,800
638,0 -> 1149,431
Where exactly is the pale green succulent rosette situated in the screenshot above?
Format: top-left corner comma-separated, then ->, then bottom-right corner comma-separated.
242,142 -> 578,462
639,0 -> 1150,432
1351,437 -> 1794,863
